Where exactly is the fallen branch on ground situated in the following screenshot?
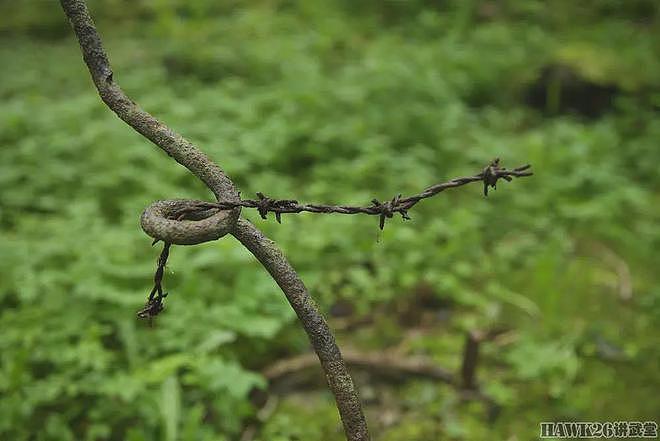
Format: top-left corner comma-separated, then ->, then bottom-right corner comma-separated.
264,348 -> 455,384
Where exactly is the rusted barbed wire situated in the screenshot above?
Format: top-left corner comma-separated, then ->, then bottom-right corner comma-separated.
140,159 -> 531,318
169,158 -> 532,230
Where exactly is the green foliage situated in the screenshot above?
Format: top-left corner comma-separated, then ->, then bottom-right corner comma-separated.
1,0 -> 659,439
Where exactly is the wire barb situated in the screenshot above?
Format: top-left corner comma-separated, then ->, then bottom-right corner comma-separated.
480,158 -> 532,196
251,192 -> 299,223
370,194 -> 411,230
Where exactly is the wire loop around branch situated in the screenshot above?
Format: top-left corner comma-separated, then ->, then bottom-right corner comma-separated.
140,199 -> 236,245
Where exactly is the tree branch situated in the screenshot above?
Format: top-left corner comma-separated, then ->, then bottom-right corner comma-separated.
59,0 -> 240,245
59,0 -> 238,201
233,218 -> 369,440
59,1 -> 370,439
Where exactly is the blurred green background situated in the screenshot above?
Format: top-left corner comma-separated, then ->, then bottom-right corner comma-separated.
1,0 -> 659,440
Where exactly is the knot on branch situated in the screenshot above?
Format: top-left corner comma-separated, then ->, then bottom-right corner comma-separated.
371,194 -> 411,230
255,192 -> 298,224
481,158 -> 533,196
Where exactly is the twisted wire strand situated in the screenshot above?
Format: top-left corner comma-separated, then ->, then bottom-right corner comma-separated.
173,159 -> 532,230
